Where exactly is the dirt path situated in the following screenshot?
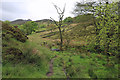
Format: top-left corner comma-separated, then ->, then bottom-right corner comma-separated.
62,63 -> 70,80
46,56 -> 57,77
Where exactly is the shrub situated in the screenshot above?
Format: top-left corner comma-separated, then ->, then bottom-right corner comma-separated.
20,21 -> 38,35
2,22 -> 28,42
63,17 -> 73,23
3,47 -> 24,63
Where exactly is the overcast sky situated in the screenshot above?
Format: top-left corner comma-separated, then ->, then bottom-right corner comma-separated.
0,0 -> 82,21
0,0 -> 119,21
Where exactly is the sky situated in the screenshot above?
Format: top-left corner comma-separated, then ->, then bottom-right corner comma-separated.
0,0 -> 81,21
0,0 -> 119,21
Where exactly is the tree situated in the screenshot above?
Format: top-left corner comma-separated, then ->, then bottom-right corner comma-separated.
22,21 -> 38,35
63,17 -> 73,24
50,4 -> 66,51
73,1 -> 97,16
94,1 -> 119,56
73,0 -> 119,56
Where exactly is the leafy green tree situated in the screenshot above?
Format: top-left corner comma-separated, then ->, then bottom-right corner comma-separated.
22,21 -> 38,35
73,0 -> 119,56
94,1 -> 119,56
64,17 -> 73,23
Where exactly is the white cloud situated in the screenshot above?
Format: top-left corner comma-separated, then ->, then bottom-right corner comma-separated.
0,0 -> 82,21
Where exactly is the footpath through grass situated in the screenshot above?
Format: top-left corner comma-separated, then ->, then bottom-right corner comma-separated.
2,27 -> 118,78
47,51 -> 118,78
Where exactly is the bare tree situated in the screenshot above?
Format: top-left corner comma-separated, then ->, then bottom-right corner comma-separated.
50,4 -> 66,51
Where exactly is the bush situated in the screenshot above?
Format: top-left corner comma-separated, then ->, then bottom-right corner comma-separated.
2,22 -> 28,42
21,21 -> 38,35
2,22 -> 28,64
63,17 -> 73,23
3,47 -> 24,63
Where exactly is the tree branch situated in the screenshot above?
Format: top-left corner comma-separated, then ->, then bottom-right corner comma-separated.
50,17 -> 58,26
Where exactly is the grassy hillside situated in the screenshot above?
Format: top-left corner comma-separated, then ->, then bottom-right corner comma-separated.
2,13 -> 119,79
2,22 -> 52,78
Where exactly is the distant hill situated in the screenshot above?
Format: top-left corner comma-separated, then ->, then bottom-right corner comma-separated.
35,19 -> 53,25
11,19 -> 53,25
35,19 -> 53,23
11,19 -> 32,25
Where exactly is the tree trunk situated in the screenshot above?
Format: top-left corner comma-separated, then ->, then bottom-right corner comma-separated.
58,26 -> 63,51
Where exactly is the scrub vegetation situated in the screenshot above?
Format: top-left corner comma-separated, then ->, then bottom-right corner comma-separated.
2,0 -> 119,79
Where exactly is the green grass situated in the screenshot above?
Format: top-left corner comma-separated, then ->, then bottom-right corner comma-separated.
2,36 -> 52,78
3,33 -> 118,78
2,20 -> 119,78
49,51 -> 118,78
3,63 -> 47,78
